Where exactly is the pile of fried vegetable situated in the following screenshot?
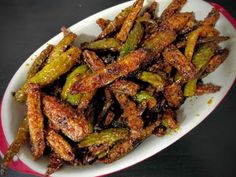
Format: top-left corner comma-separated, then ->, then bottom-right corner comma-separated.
1,0 -> 230,176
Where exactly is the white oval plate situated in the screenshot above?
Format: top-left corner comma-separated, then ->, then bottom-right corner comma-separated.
1,0 -> 236,176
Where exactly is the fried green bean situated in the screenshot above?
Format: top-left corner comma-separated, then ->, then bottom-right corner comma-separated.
184,44 -> 216,96
139,71 -> 165,91
110,79 -> 140,96
200,8 -> 220,27
116,0 -> 144,42
98,6 -> 132,39
143,30 -> 176,55
71,49 -> 151,93
96,18 -> 109,30
119,21 -> 144,57
86,38 -> 121,52
15,46 -> 81,102
78,128 -> 129,148
45,153 -> 64,176
1,117 -> 29,175
47,32 -> 77,64
61,65 -> 89,105
184,26 -> 219,61
27,45 -> 54,80
195,83 -> 221,96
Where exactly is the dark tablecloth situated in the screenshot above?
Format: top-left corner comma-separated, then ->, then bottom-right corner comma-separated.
0,0 -> 235,177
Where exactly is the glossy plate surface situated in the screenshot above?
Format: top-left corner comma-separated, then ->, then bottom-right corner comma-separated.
1,0 -> 236,176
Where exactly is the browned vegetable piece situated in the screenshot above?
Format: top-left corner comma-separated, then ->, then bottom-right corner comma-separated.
164,82 -> 184,108
46,129 -> 75,161
101,138 -> 133,164
86,38 -> 121,52
148,59 -> 172,74
134,91 -> 157,109
96,88 -> 114,127
143,30 -> 177,55
184,26 -> 219,61
45,153 -> 64,176
161,109 -> 178,129
27,45 -> 54,80
1,117 -> 29,176
200,8 -> 220,27
154,125 -> 167,137
163,44 -> 196,81
116,0 -> 144,42
102,118 -> 160,163
160,12 -> 193,31
104,111 -> 115,127
159,0 -> 187,22
98,6 -> 132,39
195,83 -> 221,96
110,79 -> 140,96
26,84 -> 45,160
179,15 -> 197,34
77,92 -> 96,111
83,50 -> 105,72
71,49 -> 151,94
115,93 -> 143,138
205,49 -> 229,74
96,18 -> 109,30
42,95 -> 92,142
145,1 -> 158,18
176,36 -> 230,49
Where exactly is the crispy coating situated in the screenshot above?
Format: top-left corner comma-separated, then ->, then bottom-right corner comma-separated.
71,49 -> 151,93
143,30 -> 176,55
27,45 -> 54,80
145,1 -> 158,18
161,109 -> 178,129
96,18 -> 109,30
102,118 -> 160,163
42,95 -> 91,142
15,46 -> 81,102
164,83 -> 184,108
45,153 -> 64,176
1,117 -> 29,175
205,49 -> 229,74
26,84 -> 45,160
184,26 -> 219,61
83,50 -> 105,72
104,111 -> 115,127
101,138 -> 133,164
116,0 -> 144,42
115,93 -> 143,138
200,8 -> 220,27
159,0 -> 187,22
98,6 -> 132,39
179,15 -> 197,34
46,129 -> 75,161
195,83 -> 221,96
110,79 -> 140,96
163,44 -> 196,81
86,38 -> 121,52
160,12 -> 193,31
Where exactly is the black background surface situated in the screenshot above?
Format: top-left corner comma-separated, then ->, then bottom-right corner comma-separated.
0,0 -> 235,177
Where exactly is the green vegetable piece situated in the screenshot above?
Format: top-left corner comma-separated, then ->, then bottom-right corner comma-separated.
140,71 -> 165,90
119,22 -> 144,57
143,30 -> 176,54
134,91 -> 156,103
192,44 -> 215,72
87,38 -> 121,52
78,128 -> 129,148
47,32 -> 77,64
27,45 -> 54,80
61,65 -> 89,105
15,46 -> 81,102
183,79 -> 197,97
